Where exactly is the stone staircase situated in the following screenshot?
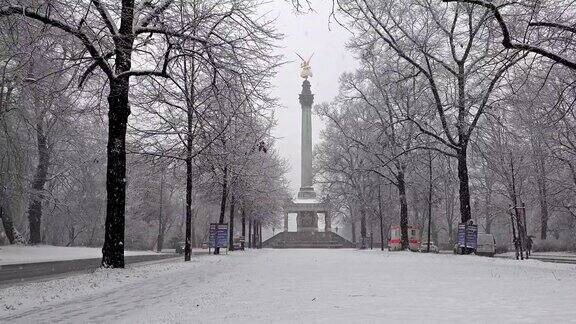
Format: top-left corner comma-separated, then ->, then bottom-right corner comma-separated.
263,231 -> 355,249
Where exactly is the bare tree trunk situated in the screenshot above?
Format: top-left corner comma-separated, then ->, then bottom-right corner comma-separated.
443,160 -> 457,245
156,174 -> 164,253
214,166 -> 228,255
27,122 -> 50,244
535,153 -> 549,240
360,208 -> 367,249
101,1 -> 136,268
457,149 -> 472,224
351,218 -> 357,244
102,77 -> 131,268
252,220 -> 258,248
255,221 -> 259,248
228,194 -> 235,251
427,151 -> 433,252
252,220 -> 257,249
184,149 -> 193,260
248,218 -> 252,248
259,222 -> 262,248
1,205 -> 11,243
184,56 -> 195,261
378,185 -> 385,251
241,209 -> 246,250
1,204 -> 23,244
397,170 -> 409,250
509,156 -> 525,260
484,182 -> 493,234
0,97 -> 22,244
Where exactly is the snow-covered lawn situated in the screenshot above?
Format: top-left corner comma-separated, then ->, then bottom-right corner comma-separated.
0,245 -> 160,265
1,249 -> 576,323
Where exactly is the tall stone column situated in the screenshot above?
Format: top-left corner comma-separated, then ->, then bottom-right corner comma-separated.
298,80 -> 316,200
296,79 -> 318,232
325,212 -> 331,232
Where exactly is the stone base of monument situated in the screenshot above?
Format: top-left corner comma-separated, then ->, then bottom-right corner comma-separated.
297,186 -> 317,199
262,231 -> 355,249
296,211 -> 318,231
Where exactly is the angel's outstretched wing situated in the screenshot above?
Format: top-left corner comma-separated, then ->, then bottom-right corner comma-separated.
296,52 -> 306,62
306,53 -> 314,64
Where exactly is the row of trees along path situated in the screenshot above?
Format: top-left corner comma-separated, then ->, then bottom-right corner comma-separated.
0,0 -> 281,267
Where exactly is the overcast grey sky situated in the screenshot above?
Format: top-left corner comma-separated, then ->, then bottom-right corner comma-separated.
265,1 -> 358,194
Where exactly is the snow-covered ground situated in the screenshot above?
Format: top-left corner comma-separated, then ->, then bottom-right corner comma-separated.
499,251 -> 576,258
1,249 -> 576,323
0,245 -> 159,265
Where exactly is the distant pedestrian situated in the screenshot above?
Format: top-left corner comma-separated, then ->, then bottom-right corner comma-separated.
526,236 -> 533,256
513,237 -> 519,258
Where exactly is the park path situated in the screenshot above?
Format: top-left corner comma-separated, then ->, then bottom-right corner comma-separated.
2,249 -> 576,323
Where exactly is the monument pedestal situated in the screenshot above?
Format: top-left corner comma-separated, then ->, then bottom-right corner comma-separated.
262,198 -> 353,248
297,186 -> 317,199
262,77 -> 353,248
297,211 -> 318,232
262,230 -> 355,249
296,187 -> 318,232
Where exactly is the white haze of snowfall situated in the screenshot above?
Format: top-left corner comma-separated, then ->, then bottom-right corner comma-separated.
2,250 -> 575,323
265,0 -> 358,193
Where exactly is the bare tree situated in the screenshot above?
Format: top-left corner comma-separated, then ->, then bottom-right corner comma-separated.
127,0 -> 280,259
1,0 -> 282,267
336,0 -> 525,223
443,0 -> 576,70
1,0 -> 197,266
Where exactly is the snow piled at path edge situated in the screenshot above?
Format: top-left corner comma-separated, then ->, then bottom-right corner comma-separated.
0,245 -> 158,265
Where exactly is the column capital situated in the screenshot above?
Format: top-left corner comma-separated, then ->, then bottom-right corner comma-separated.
299,80 -> 314,107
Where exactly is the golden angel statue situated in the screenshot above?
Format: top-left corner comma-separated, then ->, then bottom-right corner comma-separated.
297,53 -> 314,79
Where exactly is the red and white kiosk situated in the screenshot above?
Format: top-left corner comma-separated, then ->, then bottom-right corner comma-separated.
388,226 -> 421,251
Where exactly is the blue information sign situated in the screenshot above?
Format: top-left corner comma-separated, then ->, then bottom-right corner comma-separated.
457,223 -> 478,249
209,223 -> 229,248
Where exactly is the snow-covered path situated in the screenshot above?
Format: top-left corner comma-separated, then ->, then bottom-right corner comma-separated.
2,249 -> 576,323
